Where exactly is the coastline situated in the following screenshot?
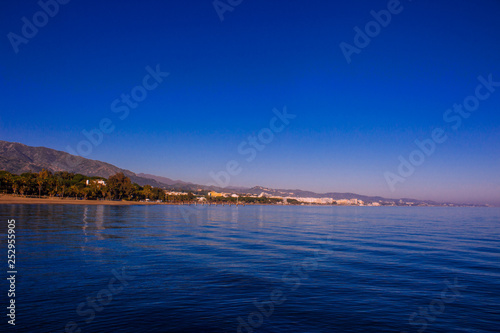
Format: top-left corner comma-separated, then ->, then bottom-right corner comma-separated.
0,194 -> 242,206
0,195 -> 490,207
0,194 -> 166,206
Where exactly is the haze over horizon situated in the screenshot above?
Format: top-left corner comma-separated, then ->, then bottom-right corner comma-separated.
1,0 -> 499,206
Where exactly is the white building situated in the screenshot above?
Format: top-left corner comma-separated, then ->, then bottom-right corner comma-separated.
165,191 -> 188,196
86,179 -> 106,186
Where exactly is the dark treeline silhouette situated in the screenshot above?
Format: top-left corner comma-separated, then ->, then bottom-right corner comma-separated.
0,170 -> 289,204
0,170 -> 193,202
207,195 -> 282,205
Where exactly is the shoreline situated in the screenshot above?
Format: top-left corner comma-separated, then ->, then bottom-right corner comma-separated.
0,195 -> 491,208
0,195 -> 168,206
0,195 -> 243,206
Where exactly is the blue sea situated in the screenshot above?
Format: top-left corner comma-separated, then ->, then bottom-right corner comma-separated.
1,205 -> 499,332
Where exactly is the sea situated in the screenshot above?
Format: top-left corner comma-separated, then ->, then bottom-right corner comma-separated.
0,204 -> 499,332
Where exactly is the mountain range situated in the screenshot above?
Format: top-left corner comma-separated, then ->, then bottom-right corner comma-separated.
0,140 -> 167,188
0,140 -> 483,206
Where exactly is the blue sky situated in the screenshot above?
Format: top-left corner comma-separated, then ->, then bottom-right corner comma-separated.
1,0 -> 499,205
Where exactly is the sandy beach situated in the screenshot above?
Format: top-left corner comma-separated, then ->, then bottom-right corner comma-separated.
0,194 -> 164,206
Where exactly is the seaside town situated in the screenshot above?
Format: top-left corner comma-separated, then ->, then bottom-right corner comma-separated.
177,190 -> 454,207
0,169 -> 483,207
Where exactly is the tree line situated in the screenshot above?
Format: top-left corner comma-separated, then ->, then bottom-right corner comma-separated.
0,170 -> 194,202
0,170 -> 300,205
208,195 -> 283,205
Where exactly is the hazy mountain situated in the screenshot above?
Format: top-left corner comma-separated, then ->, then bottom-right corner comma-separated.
136,173 -> 191,186
0,140 -> 483,206
243,186 -> 445,206
0,140 -> 167,187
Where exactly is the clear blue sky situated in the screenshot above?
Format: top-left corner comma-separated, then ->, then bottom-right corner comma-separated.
1,0 -> 499,205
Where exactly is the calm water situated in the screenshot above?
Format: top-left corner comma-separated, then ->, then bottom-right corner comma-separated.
0,205 -> 499,332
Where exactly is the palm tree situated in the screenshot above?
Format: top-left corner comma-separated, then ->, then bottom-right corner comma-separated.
37,169 -> 50,198
82,187 -> 91,200
70,185 -> 80,199
142,185 -> 153,200
19,180 -> 27,196
60,180 -> 67,198
0,172 -> 13,194
12,180 -> 19,195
